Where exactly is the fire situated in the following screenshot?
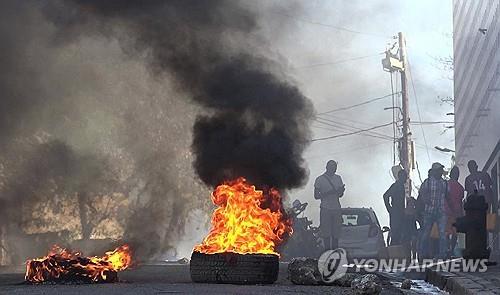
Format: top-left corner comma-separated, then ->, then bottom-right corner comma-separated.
194,177 -> 291,256
25,244 -> 132,283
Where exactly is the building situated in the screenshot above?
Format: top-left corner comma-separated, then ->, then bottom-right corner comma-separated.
453,0 -> 500,205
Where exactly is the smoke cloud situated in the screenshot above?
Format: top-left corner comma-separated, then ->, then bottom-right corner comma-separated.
0,0 -> 312,262
42,0 -> 313,190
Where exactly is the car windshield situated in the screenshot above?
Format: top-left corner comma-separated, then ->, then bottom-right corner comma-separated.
341,211 -> 372,226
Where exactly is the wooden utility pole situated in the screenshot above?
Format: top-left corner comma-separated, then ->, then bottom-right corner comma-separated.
382,32 -> 413,198
398,32 -> 411,174
398,32 -> 412,200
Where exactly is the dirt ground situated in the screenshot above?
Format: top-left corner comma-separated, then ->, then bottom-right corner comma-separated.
0,264 -> 403,295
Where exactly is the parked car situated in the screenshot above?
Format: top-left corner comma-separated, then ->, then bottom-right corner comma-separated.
338,207 -> 387,260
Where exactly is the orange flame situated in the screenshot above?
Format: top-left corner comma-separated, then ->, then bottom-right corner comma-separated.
194,177 -> 291,256
25,244 -> 132,283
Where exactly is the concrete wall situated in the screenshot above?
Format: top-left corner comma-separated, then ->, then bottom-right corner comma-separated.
453,0 -> 500,196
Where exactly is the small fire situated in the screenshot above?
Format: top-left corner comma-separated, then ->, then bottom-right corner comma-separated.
194,177 -> 291,256
25,244 -> 132,283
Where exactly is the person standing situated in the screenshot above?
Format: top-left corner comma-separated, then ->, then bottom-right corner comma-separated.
465,160 -> 494,205
383,169 -> 407,245
405,196 -> 419,259
445,166 -> 464,257
418,162 -> 448,260
314,160 -> 345,250
465,160 -> 496,250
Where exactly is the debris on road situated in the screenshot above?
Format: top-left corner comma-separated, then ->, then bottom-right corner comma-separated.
400,278 -> 412,289
287,257 -> 322,285
351,274 -> 382,295
334,273 -> 360,287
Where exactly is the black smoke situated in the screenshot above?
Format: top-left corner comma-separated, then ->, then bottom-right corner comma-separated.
0,0 -> 312,262
42,0 -> 313,189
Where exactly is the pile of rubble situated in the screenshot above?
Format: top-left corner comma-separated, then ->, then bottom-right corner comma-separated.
288,257 -> 383,294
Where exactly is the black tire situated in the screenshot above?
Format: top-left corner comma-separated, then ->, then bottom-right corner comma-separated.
190,251 -> 279,284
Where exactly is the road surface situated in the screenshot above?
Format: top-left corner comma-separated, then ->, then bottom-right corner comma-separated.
0,263 -> 404,295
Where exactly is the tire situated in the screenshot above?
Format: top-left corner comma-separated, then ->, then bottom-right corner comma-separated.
190,251 -> 279,284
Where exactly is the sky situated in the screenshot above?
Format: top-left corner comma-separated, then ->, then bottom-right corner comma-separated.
255,0 -> 454,227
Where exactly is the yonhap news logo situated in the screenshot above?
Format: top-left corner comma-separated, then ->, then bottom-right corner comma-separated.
349,258 -> 488,273
317,248 -> 488,283
317,248 -> 348,283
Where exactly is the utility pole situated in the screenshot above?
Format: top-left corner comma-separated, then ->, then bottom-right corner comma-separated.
382,32 -> 412,199
398,32 -> 411,175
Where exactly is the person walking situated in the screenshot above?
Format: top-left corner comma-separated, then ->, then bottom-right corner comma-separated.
383,169 -> 407,245
417,162 -> 448,260
314,160 -> 345,250
445,166 -> 464,257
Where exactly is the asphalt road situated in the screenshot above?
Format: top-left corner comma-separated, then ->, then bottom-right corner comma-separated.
0,264 -> 403,295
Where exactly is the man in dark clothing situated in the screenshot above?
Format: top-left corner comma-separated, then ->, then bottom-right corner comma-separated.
465,160 -> 494,206
465,160 -> 495,251
314,160 -> 345,250
383,169 -> 407,245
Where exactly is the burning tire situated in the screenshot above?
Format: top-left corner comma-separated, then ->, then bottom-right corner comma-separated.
190,251 -> 279,284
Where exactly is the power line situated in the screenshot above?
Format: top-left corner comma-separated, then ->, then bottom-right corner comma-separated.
410,121 -> 454,125
306,141 -> 392,160
313,126 -> 392,142
320,113 -> 377,128
313,121 -> 394,142
294,53 -> 383,69
407,59 -> 431,164
311,122 -> 393,142
267,10 -> 390,38
317,93 -> 398,115
314,117 -> 394,141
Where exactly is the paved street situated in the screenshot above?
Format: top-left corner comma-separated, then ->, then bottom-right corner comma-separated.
0,264 -> 405,295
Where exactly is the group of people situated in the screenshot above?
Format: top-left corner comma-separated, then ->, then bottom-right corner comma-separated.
384,160 -> 494,260
313,159 -> 495,260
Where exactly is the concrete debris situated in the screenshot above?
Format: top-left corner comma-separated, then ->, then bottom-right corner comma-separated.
351,274 -> 382,295
333,273 -> 360,287
400,278 -> 412,289
287,257 -> 322,285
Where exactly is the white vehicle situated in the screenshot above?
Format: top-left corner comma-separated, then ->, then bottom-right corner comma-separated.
338,207 -> 387,260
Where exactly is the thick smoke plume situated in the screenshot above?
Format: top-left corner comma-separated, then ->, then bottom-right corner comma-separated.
0,0 -> 312,262
44,0 -> 313,190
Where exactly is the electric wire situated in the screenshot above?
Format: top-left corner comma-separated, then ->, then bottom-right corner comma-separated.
390,71 -> 396,164
317,93 -> 397,115
311,122 -> 393,142
314,117 -> 394,141
306,141 -> 392,160
266,10 -> 390,38
407,59 -> 431,165
294,53 -> 384,69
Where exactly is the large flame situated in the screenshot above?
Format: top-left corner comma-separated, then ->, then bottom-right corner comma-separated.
194,177 -> 291,255
25,244 -> 132,283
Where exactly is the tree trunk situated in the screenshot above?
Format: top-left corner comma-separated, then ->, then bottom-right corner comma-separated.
77,192 -> 93,240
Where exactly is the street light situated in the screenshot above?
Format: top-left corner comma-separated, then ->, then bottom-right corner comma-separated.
434,146 -> 455,153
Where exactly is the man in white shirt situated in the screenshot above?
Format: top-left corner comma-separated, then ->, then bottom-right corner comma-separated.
314,160 -> 345,250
